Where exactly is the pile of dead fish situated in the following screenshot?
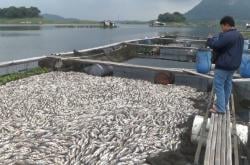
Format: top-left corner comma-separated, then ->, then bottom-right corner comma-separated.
0,72 -> 206,165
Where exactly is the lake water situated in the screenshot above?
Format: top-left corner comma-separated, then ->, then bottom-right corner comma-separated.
0,24 -> 218,62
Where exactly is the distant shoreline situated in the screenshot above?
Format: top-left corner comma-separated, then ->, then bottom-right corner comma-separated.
0,17 -> 100,25
0,24 -> 117,30
0,18 -> 248,31
0,17 -> 189,26
0,23 -> 148,26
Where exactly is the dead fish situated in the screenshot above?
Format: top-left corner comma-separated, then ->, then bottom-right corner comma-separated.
0,71 -> 207,164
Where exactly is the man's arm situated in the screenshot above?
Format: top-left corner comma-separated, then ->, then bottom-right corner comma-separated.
207,33 -> 231,50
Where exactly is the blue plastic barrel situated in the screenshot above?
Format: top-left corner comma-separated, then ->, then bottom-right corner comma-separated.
244,40 -> 249,51
240,52 -> 250,78
196,49 -> 212,74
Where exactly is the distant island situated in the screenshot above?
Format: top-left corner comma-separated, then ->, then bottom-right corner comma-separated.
0,6 -> 40,18
158,12 -> 186,23
150,12 -> 188,27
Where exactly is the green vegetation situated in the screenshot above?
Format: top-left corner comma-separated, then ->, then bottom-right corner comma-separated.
185,0 -> 250,20
158,12 -> 186,23
0,67 -> 48,86
0,6 -> 99,25
0,6 -> 40,18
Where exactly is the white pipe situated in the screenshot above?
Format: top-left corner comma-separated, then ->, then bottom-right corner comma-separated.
191,115 -> 248,145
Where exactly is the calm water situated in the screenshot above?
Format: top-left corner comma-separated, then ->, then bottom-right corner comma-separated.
0,24 -> 218,62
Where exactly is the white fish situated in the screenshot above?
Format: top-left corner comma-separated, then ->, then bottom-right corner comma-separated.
0,71 -> 207,164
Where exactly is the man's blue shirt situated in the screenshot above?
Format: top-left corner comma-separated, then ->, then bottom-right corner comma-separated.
207,29 -> 244,71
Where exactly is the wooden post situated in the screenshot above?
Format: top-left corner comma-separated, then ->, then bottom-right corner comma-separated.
194,87 -> 215,165
231,94 -> 239,165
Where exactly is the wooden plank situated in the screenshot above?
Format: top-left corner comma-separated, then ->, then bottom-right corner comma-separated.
231,94 -> 239,165
221,113 -> 227,165
156,37 -> 207,43
176,38 -> 207,43
203,106 -> 229,165
160,35 -> 206,40
215,114 -> 223,165
184,66 -> 250,84
233,78 -> 250,83
194,88 -> 215,165
125,42 -> 199,50
182,69 -> 213,79
210,114 -> 219,165
62,52 -> 105,59
204,114 -> 215,165
226,109 -> 232,165
60,57 -> 187,74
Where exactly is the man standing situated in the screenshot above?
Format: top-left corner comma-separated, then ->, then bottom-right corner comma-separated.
207,16 -> 244,114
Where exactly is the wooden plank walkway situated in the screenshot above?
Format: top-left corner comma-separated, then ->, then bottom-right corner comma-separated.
204,111 -> 232,165
198,94 -> 240,165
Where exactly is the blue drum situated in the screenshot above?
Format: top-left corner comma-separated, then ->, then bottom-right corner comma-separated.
196,49 -> 212,74
240,52 -> 250,78
244,40 -> 249,51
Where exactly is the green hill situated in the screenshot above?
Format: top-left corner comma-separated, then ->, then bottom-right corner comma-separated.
186,0 -> 250,20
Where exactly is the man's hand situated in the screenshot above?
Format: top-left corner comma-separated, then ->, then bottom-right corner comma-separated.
208,33 -> 213,39
206,34 -> 213,48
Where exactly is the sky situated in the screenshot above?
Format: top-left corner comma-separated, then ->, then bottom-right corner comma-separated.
0,0 -> 201,21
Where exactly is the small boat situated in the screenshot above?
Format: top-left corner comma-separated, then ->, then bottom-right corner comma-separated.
150,21 -> 167,27
101,20 -> 117,28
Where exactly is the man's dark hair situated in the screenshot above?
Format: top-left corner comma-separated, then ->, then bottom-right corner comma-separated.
220,16 -> 235,27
